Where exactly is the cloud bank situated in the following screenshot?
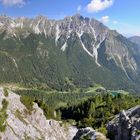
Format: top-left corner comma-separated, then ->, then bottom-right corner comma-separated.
101,16 -> 109,23
77,5 -> 82,12
87,0 -> 114,13
0,0 -> 26,7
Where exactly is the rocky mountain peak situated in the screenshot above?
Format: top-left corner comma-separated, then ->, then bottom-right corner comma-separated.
0,15 -> 139,90
71,14 -> 85,21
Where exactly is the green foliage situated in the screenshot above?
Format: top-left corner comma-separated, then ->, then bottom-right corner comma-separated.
2,99 -> 8,110
4,88 -> 9,97
136,130 -> 140,135
15,88 -> 98,109
81,135 -> 91,140
35,99 -> 55,119
98,124 -> 107,135
0,32 -> 139,91
58,93 -> 140,130
0,99 -> 8,132
20,95 -> 34,114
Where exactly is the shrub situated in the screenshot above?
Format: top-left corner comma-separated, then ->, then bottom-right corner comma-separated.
136,130 -> 140,135
3,88 -> 9,97
98,126 -> 107,136
2,99 -> 8,111
20,96 -> 34,114
81,135 -> 91,140
0,99 -> 8,132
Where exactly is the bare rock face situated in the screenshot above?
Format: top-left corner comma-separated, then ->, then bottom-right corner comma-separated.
107,106 -> 140,140
73,127 -> 108,140
0,87 -> 78,140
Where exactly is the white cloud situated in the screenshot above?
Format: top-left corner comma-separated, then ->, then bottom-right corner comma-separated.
0,0 -> 25,7
101,16 -> 109,23
86,0 -> 114,13
113,20 -> 118,24
77,5 -> 82,11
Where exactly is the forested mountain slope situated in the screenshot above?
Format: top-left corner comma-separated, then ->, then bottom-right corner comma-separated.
0,15 -> 140,91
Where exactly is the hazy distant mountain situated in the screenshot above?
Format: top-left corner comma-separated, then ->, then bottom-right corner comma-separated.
129,36 -> 140,46
0,14 -> 140,91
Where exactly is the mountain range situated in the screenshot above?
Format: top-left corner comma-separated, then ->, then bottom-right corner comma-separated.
0,14 -> 140,92
129,36 -> 140,46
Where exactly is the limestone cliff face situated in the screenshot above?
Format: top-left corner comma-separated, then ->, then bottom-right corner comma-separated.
107,105 -> 140,140
73,127 -> 108,140
0,88 -> 77,140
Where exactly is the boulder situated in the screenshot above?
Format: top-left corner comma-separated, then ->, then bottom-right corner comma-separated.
73,127 -> 108,140
107,105 -> 140,140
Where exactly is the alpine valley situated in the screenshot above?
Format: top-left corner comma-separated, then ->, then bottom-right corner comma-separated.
0,14 -> 140,140
0,14 -> 140,92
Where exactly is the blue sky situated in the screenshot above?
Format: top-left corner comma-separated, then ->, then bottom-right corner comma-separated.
0,0 -> 140,36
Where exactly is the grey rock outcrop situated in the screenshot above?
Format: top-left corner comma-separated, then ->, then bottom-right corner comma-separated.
107,105 -> 140,140
0,87 -> 78,140
73,127 -> 108,140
